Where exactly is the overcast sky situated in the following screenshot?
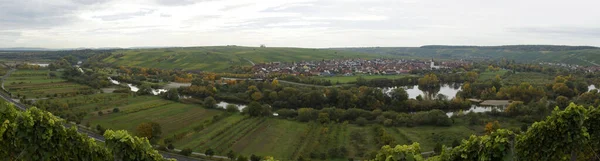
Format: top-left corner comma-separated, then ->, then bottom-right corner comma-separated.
1,0 -> 599,48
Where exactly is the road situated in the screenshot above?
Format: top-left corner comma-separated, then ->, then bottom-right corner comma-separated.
0,68 -> 206,161
242,58 -> 255,66
278,80 -> 349,88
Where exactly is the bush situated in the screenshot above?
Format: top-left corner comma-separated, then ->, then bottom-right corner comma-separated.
167,144 -> 174,150
355,117 -> 368,126
226,104 -> 239,113
179,148 -> 192,156
112,108 -> 120,113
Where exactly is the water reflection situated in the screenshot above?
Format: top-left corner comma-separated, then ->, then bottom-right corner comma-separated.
382,84 -> 462,100
446,105 -> 505,117
107,77 -> 167,95
217,101 -> 247,111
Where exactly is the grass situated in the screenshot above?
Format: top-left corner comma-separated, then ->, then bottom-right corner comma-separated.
503,72 -> 553,85
317,74 -> 415,83
83,97 -> 222,136
5,69 -> 92,98
393,126 -> 476,151
102,46 -> 385,72
478,69 -> 508,81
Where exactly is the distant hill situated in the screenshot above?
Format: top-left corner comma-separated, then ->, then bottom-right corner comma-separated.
420,45 -> 599,52
333,45 -> 600,66
101,46 -> 388,72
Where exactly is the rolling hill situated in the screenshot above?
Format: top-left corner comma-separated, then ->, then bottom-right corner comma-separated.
101,46 -> 387,72
333,45 -> 600,66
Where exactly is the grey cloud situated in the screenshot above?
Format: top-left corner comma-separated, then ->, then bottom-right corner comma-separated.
0,0 -> 110,30
509,27 -> 600,38
220,3 -> 254,11
93,9 -> 156,21
72,0 -> 111,5
0,31 -> 21,42
154,0 -> 217,6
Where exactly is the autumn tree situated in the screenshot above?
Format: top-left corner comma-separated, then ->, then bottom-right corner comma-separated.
484,121 -> 501,134
135,122 -> 162,144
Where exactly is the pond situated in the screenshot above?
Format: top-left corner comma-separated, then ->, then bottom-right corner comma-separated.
216,101 -> 278,116
217,101 -> 247,111
382,84 -> 462,100
446,105 -> 505,117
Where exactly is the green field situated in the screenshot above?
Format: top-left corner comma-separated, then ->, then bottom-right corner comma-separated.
478,70 -> 508,81
503,72 -> 553,85
102,46 -> 385,72
82,96 -> 223,136
317,74 -> 415,83
335,46 -> 600,66
5,69 -> 92,98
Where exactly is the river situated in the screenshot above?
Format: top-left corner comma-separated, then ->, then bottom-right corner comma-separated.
107,77 -> 168,95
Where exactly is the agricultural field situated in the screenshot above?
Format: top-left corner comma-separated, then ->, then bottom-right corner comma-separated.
82,96 -> 223,136
477,69 -> 508,81
316,74 -> 415,83
171,116 -> 480,160
502,72 -> 553,85
4,69 -> 93,98
102,46 -> 386,72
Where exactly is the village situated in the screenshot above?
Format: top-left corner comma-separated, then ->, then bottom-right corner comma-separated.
252,58 -> 472,76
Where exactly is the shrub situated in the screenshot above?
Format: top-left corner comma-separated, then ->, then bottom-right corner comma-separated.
179,148 -> 192,156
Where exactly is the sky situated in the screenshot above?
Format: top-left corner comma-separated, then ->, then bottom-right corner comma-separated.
1,0 -> 599,48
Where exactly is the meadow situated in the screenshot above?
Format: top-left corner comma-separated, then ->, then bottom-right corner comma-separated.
503,72 -> 553,85
477,69 -> 508,81
316,74 -> 415,83
5,69 -> 92,98
102,46 -> 385,72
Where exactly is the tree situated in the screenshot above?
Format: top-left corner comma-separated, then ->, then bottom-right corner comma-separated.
226,104 -> 239,113
245,101 -> 264,117
237,155 -> 249,161
373,143 -> 423,161
135,122 -> 162,144
355,117 -> 368,126
250,154 -> 262,161
484,121 -> 501,134
556,96 -> 569,108
96,124 -> 106,134
391,88 -> 408,106
516,103 -> 589,161
162,89 -> 180,101
465,71 -> 478,82
0,103 -> 174,161
227,150 -> 236,160
179,148 -> 192,156
204,96 -> 217,108
251,91 -> 263,101
271,79 -> 279,87
418,73 -> 440,89
167,144 -> 174,150
318,112 -> 330,124
205,148 -> 214,157
297,108 -> 317,122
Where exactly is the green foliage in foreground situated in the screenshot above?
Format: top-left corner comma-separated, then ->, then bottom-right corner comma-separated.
0,102 -> 173,161
372,103 -> 600,161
